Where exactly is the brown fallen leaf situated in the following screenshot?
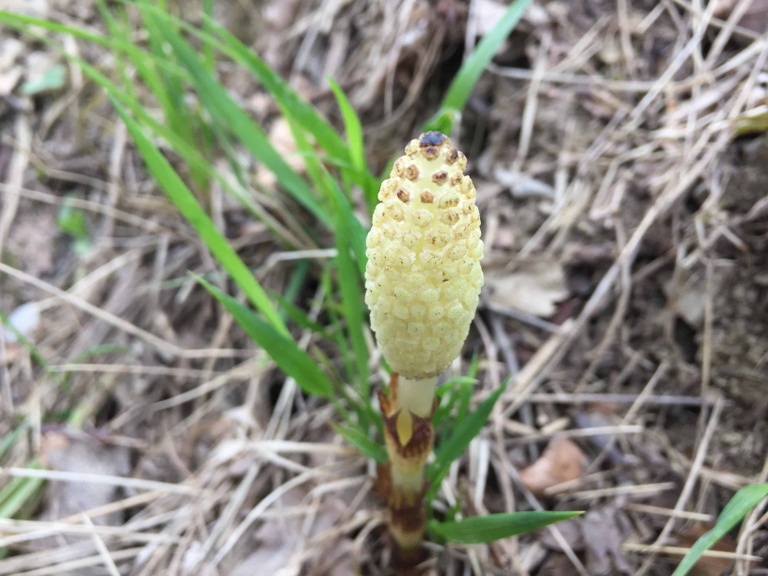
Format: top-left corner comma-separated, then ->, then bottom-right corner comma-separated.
256,117 -> 305,189
540,507 -> 633,575
8,209 -> 58,277
519,435 -> 587,496
38,430 -> 132,526
483,258 -> 570,317
582,507 -> 633,575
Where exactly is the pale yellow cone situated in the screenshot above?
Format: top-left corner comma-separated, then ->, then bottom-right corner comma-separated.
365,131 -> 484,381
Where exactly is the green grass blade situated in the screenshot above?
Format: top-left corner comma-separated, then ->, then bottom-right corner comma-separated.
273,294 -> 332,339
672,483 -> 768,576
427,379 -> 508,498
0,424 -> 29,462
200,16 -> 351,165
0,461 -> 46,519
328,79 -> 378,210
328,79 -> 364,172
432,377 -> 476,430
201,0 -> 215,70
197,277 -> 333,399
335,228 -> 369,397
141,11 -> 192,137
430,511 -> 582,544
331,423 -> 387,464
328,181 -> 368,278
0,11 -> 108,45
150,17 -> 330,228
424,0 -> 533,133
111,98 -> 288,335
94,1 -> 136,98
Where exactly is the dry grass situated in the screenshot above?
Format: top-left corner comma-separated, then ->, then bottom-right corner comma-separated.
1,0 -> 767,574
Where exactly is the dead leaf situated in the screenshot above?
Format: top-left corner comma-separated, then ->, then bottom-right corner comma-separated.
8,209 -> 58,277
582,508 -> 633,575
539,516 -> 585,551
37,430 -> 132,526
494,168 -> 555,199
519,435 -> 587,496
484,259 -> 570,317
2,301 -> 40,344
665,270 -> 706,326
256,118 -> 305,189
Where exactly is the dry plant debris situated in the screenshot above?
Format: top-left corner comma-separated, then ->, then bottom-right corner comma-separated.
1,0 -> 767,574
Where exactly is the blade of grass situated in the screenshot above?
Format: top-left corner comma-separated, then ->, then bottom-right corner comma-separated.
89,5 -> 290,238
199,14 -> 351,164
145,5 -> 376,203
0,461 -> 46,519
432,377 -> 476,430
140,5 -> 210,191
328,78 -> 379,211
0,424 -> 29,462
335,228 -> 369,400
111,97 -> 287,335
273,293 -> 332,339
427,378 -> 509,500
2,8 -> 330,242
424,0 -> 533,134
328,181 -> 368,279
430,511 -> 582,544
331,423 -> 387,464
148,12 -> 331,228
672,483 -> 768,576
318,269 -> 378,427
197,276 -> 333,398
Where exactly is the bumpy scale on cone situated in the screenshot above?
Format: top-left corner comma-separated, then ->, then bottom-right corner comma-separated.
365,131 -> 484,380
365,132 -> 484,558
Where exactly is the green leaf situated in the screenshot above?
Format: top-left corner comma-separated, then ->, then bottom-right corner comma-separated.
57,197 -> 88,238
21,64 -> 66,95
110,98 -> 288,336
197,277 -> 334,399
424,0 -> 533,133
331,423 -> 386,464
430,511 -> 582,544
427,379 -> 508,499
672,483 -> 768,576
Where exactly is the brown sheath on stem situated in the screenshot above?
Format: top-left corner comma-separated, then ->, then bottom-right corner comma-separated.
379,373 -> 436,557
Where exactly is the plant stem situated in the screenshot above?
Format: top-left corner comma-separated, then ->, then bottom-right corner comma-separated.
379,373 -> 437,557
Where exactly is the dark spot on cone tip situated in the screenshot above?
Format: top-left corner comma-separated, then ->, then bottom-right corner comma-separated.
419,131 -> 446,147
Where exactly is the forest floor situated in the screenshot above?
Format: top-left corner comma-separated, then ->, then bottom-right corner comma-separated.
0,0 -> 767,574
